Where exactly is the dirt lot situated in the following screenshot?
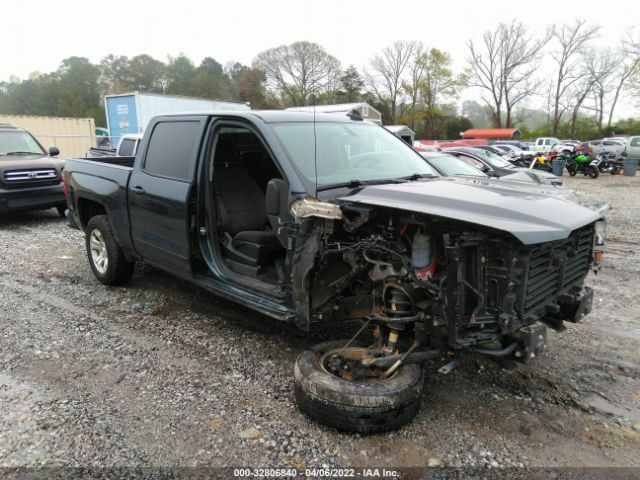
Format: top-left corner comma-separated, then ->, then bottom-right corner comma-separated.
1,174 -> 639,474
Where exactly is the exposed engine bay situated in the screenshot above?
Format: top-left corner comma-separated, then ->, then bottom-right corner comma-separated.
294,202 -> 598,374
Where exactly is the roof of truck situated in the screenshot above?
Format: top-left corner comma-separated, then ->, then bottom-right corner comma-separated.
154,110 -> 369,124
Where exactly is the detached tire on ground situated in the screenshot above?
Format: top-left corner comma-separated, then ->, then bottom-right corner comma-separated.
85,215 -> 135,285
294,340 -> 425,433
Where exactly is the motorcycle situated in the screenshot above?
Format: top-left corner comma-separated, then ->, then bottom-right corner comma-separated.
564,152 -> 599,178
528,153 -> 553,173
596,152 -> 623,175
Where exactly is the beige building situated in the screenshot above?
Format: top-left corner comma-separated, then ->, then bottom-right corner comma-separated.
0,114 -> 95,158
285,102 -> 382,124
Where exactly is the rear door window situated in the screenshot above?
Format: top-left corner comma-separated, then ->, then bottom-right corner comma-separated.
144,121 -> 200,180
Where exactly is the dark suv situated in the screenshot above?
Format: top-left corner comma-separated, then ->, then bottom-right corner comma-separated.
0,123 -> 66,216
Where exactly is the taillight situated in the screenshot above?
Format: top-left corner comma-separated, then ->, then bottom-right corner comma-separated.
62,169 -> 68,198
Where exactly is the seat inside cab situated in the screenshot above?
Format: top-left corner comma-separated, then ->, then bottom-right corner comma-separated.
211,126 -> 286,283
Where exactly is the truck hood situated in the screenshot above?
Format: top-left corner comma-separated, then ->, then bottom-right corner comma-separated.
449,176 -> 610,217
340,177 -> 601,245
0,154 -> 65,171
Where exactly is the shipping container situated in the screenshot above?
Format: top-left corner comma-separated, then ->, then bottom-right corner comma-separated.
0,114 -> 95,158
105,92 -> 250,146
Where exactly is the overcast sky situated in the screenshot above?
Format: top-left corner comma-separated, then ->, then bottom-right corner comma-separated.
3,0 -> 639,118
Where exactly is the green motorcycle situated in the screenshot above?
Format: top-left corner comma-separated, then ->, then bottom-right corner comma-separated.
565,153 -> 599,178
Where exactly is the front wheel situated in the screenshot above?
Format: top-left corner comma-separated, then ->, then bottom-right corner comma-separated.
85,215 -> 135,285
294,340 -> 424,433
567,165 -> 577,176
588,166 -> 600,178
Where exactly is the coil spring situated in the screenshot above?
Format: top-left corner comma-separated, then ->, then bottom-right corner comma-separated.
385,286 -> 413,318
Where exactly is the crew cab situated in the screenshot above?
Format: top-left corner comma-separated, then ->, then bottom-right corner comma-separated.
0,123 -> 66,216
63,112 -> 605,433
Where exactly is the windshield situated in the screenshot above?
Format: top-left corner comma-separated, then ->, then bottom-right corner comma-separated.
271,122 -> 437,188
422,154 -> 486,177
0,130 -> 45,156
473,148 -> 513,168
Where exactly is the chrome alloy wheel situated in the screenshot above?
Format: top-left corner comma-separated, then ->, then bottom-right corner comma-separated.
89,229 -> 108,274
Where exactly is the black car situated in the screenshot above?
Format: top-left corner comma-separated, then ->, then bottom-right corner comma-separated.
443,146 -> 562,186
0,124 -> 66,215
64,112 -> 601,433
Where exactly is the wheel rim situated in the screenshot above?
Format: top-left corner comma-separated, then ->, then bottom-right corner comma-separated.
89,230 -> 108,274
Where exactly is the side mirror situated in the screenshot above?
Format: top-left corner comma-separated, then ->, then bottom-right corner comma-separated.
49,147 -> 60,157
265,178 -> 288,217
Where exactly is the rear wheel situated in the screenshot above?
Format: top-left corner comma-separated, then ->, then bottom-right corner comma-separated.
294,340 -> 425,433
85,215 -> 135,285
56,206 -> 66,218
588,166 -> 600,178
567,165 -> 577,176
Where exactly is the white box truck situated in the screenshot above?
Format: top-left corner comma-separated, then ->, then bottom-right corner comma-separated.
105,92 -> 250,146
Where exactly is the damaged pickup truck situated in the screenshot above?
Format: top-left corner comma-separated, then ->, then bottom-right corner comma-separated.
63,112 -> 605,432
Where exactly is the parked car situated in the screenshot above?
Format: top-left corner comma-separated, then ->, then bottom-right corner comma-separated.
442,146 -> 563,186
475,145 -> 509,156
589,139 -> 625,156
491,140 -> 529,150
64,112 -> 603,433
625,135 -> 640,160
0,123 -> 66,216
419,151 -> 609,215
86,133 -> 143,158
534,137 -> 560,152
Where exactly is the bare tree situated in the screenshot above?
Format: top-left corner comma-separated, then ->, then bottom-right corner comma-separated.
499,21 -> 552,127
401,42 -> 426,130
549,20 -> 600,135
466,21 -> 549,128
606,35 -> 640,127
364,41 -> 416,124
466,29 -> 504,127
253,41 -> 340,106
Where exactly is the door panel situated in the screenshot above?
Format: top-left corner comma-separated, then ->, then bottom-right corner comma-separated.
128,171 -> 192,273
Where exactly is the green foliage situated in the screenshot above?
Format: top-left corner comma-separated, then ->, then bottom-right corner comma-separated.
0,52 -> 271,126
336,66 -> 364,103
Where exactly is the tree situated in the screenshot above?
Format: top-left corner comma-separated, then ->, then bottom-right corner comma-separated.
54,57 -> 103,121
124,54 -> 166,93
549,20 -> 600,135
100,54 -> 130,94
499,21 -> 551,127
253,41 -> 340,106
165,54 -> 196,95
227,62 -> 273,108
337,65 -> 365,103
418,48 -> 466,137
401,42 -> 427,130
466,29 -> 504,127
467,21 -> 550,128
364,41 -> 417,124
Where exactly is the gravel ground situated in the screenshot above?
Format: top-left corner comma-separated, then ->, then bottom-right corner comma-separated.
0,174 -> 639,474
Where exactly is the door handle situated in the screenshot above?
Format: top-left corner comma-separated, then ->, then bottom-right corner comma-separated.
131,186 -> 146,195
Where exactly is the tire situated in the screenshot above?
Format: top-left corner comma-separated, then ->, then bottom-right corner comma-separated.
56,205 -> 66,218
293,340 -> 425,434
85,215 -> 135,285
588,166 -> 599,178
